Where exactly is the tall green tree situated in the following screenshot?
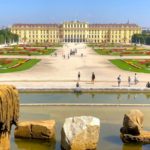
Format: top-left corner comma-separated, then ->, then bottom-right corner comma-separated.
0,28 -> 19,44
132,34 -> 150,45
0,35 -> 5,44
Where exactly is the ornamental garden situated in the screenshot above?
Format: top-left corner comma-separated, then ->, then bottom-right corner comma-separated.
0,45 -> 57,72
0,46 -> 55,56
0,58 -> 40,73
111,59 -> 150,73
90,43 -> 150,73
94,45 -> 150,56
1,42 -> 150,73
0,42 -> 58,72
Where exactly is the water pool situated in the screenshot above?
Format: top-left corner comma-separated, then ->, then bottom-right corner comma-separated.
20,92 -> 150,104
10,92 -> 150,149
11,106 -> 150,150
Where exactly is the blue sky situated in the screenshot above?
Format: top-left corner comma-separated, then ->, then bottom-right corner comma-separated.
0,0 -> 149,27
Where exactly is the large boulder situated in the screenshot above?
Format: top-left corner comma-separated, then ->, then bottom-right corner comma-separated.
61,116 -> 100,150
120,109 -> 144,136
14,120 -> 55,140
120,109 -> 150,144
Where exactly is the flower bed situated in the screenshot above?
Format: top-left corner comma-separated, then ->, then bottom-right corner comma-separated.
0,59 -> 30,69
0,58 -> 40,73
111,59 -> 150,73
95,46 -> 150,56
0,46 -> 55,56
122,60 -> 142,69
9,59 -> 30,69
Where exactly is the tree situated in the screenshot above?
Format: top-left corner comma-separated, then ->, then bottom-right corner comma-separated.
132,34 -> 150,45
0,35 -> 5,44
0,28 -> 19,44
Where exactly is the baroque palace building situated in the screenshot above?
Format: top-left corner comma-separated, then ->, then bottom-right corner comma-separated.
11,21 -> 141,44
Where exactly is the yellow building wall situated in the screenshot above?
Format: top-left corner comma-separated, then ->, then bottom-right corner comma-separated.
11,22 -> 141,44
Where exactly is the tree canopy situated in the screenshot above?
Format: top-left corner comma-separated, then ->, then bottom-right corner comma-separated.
0,28 -> 19,44
132,33 -> 150,45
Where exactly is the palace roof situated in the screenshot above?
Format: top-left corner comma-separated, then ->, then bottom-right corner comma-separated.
12,24 -> 60,28
12,23 -> 140,29
89,24 -> 140,28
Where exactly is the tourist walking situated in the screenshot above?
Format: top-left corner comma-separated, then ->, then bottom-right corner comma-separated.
128,76 -> 131,87
78,72 -> 80,81
134,73 -> 139,85
146,82 -> 150,88
117,75 -> 121,87
91,72 -> 95,84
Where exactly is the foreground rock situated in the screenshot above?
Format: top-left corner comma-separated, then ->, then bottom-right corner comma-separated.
15,120 -> 55,140
120,109 -> 144,136
0,85 -> 19,150
0,133 -> 10,150
120,109 -> 150,144
61,116 -> 100,150
120,130 -> 150,144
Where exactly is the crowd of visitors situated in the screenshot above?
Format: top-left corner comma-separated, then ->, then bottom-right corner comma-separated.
76,72 -> 150,89
62,48 -> 84,60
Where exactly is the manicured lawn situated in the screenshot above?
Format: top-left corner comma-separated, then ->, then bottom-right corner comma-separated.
0,59 -> 40,73
110,59 -> 150,73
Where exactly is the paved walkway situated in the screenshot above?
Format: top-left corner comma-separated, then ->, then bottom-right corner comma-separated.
0,43 -> 150,90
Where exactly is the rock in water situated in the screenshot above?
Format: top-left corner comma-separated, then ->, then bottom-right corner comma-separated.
120,109 -> 150,144
61,116 -> 100,150
120,130 -> 150,144
120,109 -> 144,136
15,120 -> 55,140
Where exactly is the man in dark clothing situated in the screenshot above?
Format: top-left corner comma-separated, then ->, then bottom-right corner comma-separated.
78,72 -> 80,81
146,82 -> 150,88
92,72 -> 95,84
117,75 -> 121,87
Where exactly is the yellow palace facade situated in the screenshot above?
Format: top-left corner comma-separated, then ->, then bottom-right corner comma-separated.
11,21 -> 141,44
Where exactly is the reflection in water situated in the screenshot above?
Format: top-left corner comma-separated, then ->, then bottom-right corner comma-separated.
145,94 -> 150,99
116,93 -> 138,101
117,94 -> 121,102
91,93 -> 95,99
75,93 -> 82,98
20,92 -> 150,104
15,139 -> 56,150
133,94 -> 137,100
127,94 -> 131,100
122,143 -> 142,150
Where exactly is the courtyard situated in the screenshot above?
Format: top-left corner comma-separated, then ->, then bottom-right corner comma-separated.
0,43 -> 150,89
